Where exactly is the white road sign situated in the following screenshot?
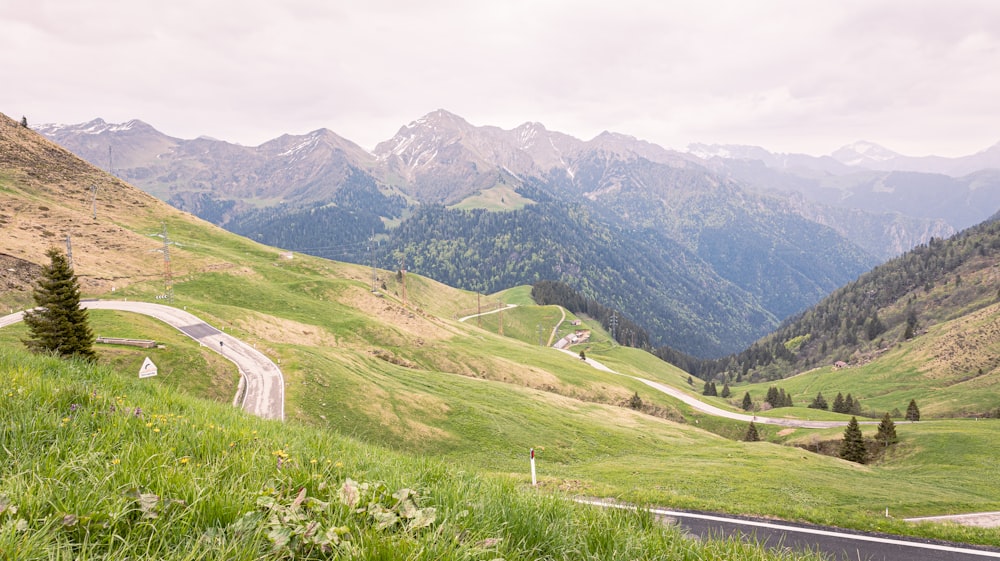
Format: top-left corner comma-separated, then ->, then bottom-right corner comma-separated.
138,357 -> 158,378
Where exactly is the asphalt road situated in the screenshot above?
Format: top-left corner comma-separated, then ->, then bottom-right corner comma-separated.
1,301 -> 284,420
578,500 -> 1000,561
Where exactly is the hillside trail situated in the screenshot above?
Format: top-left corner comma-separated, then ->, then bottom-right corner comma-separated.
1,301 -> 284,421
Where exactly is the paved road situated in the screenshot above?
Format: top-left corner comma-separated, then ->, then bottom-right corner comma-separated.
458,303 -> 518,323
1,301 -> 284,420
556,348 -> 851,428
579,500 -> 1000,561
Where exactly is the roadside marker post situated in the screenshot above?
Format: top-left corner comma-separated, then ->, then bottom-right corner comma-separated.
530,448 -> 537,486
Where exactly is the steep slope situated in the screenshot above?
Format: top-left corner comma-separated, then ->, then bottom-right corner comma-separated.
0,113 -> 207,305
695,215 -> 1000,384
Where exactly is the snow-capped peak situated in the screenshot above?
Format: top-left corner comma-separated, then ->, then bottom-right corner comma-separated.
831,141 -> 900,166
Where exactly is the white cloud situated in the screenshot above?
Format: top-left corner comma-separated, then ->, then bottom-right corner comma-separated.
3,0 -> 999,156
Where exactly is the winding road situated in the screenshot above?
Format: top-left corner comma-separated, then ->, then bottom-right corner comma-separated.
1,301 -> 284,420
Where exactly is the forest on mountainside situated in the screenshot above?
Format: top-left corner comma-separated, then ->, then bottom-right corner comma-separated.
691,216 -> 1000,382
378,194 -> 773,358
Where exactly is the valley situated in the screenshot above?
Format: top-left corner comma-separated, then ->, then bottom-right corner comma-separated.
3,110 -> 1000,559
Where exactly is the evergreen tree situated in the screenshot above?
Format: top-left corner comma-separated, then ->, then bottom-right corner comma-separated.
709,382 -> 718,396
876,412 -> 898,446
686,375 -> 694,386
765,386 -> 779,407
22,248 -> 96,361
741,392 -> 753,411
905,399 -> 921,421
720,382 -> 731,398
744,421 -> 760,442
808,392 -> 828,410
20,115 -> 28,127
832,392 -> 847,414
839,417 -> 867,464
628,392 -> 643,410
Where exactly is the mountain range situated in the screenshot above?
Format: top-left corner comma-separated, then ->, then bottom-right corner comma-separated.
34,111 -> 1000,357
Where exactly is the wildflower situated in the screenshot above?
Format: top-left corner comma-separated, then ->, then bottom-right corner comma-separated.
134,407 -> 143,418
153,428 -> 160,433
179,457 -> 189,465
146,422 -> 153,428
310,459 -> 318,465
62,417 -> 70,423
69,403 -> 79,412
335,461 -> 344,468
111,458 -> 120,465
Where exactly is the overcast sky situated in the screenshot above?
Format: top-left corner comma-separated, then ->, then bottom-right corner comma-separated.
4,0 -> 999,156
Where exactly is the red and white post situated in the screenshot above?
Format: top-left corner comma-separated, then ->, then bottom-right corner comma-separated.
530,448 -> 537,486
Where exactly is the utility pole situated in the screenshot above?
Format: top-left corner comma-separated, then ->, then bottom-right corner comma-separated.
399,254 -> 407,306
160,222 -> 173,303
65,235 -> 73,269
609,312 -> 619,343
90,185 -> 98,220
497,299 -> 504,336
369,230 -> 377,293
477,292 -> 481,328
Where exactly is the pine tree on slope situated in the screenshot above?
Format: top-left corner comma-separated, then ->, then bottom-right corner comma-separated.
22,248 -> 96,361
839,417 -> 867,464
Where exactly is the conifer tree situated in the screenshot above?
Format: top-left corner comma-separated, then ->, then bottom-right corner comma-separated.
628,392 -> 643,410
744,421 -> 760,442
22,248 -> 96,361
741,392 -> 753,411
765,386 -> 779,407
905,399 -> 921,421
876,412 -> 898,446
839,416 -> 867,464
720,382 -> 731,398
808,392 -> 828,410
832,392 -> 846,413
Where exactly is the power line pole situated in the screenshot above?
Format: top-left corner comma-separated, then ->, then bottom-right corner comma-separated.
399,254 -> 407,306
609,312 -> 618,343
160,222 -> 173,303
477,292 -> 481,328
497,299 -> 504,336
65,235 -> 73,269
369,230 -> 377,293
90,185 -> 98,220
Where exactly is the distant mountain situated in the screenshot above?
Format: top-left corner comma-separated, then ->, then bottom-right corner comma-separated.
830,141 -> 903,167
45,111 -> 983,358
689,142 -> 1000,246
35,120 -> 388,224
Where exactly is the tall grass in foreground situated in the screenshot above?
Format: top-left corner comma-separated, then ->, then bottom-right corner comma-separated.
0,347 -> 824,560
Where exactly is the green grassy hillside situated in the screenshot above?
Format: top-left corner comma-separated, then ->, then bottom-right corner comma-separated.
6,347 -> 842,560
3,112 -> 1000,551
737,300 -> 1000,418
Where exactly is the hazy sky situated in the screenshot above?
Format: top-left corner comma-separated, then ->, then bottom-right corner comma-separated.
4,0 -> 999,156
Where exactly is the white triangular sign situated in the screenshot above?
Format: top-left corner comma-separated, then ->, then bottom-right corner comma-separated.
138,357 -> 158,378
